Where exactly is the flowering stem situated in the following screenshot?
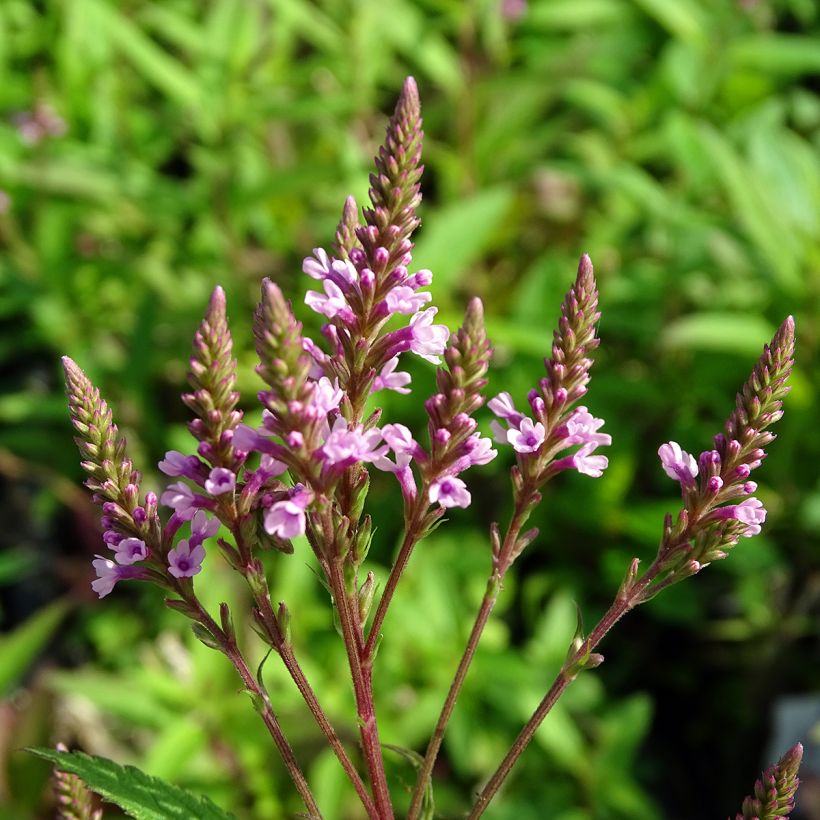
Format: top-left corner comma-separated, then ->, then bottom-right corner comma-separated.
230,522 -> 378,816
406,484 -> 536,820
325,558 -> 395,819
363,491 -> 428,660
466,559 -> 666,819
186,596 -> 322,818
253,590 -> 379,818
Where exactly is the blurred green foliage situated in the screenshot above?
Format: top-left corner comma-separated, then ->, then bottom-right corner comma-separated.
1,0 -> 818,818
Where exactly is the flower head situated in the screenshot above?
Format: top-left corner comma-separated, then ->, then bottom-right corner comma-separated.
409,308 -> 450,364
113,537 -> 148,566
507,417 -> 545,454
322,419 -> 387,466
658,441 -> 698,485
429,476 -> 471,508
372,357 -> 412,394
167,540 -> 206,578
91,557 -> 140,598
205,467 -> 236,496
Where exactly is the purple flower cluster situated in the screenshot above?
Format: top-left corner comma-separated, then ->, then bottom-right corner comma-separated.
489,395 -> 611,479
658,440 -> 766,540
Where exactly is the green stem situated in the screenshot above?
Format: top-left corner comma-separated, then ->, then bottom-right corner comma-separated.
406,487 -> 535,820
364,492 -> 428,659
466,560 -> 666,819
326,558 -> 395,819
187,597 -> 322,818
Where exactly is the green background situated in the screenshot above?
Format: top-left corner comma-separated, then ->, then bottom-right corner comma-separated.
0,0 -> 818,817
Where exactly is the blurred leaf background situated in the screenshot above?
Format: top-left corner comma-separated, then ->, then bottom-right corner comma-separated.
1,0 -> 818,818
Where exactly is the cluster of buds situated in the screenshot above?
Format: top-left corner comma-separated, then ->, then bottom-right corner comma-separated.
647,315 -> 795,589
733,743 -> 802,820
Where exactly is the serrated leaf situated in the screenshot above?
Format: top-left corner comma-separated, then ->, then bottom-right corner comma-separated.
26,749 -> 235,820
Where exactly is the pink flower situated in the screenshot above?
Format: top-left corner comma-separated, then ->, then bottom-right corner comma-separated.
409,308 -> 450,364
507,417 -> 545,453
373,424 -> 417,472
713,497 -> 767,537
563,407 -> 611,448
429,476 -> 471,508
190,510 -> 220,544
91,557 -> 140,598
167,540 -> 206,578
305,279 -> 353,322
463,433 -> 497,466
303,248 -> 332,279
158,450 -> 193,477
572,442 -> 609,478
385,286 -> 432,315
311,377 -> 343,415
372,357 -> 412,394
264,488 -> 312,539
488,392 -> 524,424
113,537 -> 148,565
322,419 -> 387,466
205,467 -> 236,496
658,441 -> 698,485
160,482 -> 198,520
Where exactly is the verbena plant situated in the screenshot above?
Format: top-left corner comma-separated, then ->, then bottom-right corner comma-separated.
43,79 -> 802,820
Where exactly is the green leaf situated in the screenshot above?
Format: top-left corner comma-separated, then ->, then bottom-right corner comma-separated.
26,749 -> 235,820
0,601 -> 69,696
661,313 -> 775,355
631,0 -> 705,43
412,187 -> 514,296
728,35 -> 820,77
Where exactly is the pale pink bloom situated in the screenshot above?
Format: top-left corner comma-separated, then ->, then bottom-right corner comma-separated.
322,418 -> 387,465
658,441 -> 698,484
714,497 -> 767,537
264,488 -> 312,539
563,407 -> 611,448
113,537 -> 148,566
372,357 -> 412,394
303,248 -> 332,279
409,307 -> 450,364
190,510 -> 220,544
507,417 -> 545,453
330,258 -> 358,284
311,377 -> 343,415
167,540 -> 206,578
305,279 -> 353,322
91,557 -> 139,598
160,482 -> 198,520
205,467 -> 236,496
488,392 -> 523,423
429,476 -> 471,508
573,442 -> 608,478
464,433 -> 497,466
158,450 -> 191,476
260,453 -> 288,476
373,424 -> 417,472
385,286 -> 432,315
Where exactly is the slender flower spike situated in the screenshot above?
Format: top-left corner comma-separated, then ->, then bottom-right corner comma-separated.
734,743 -> 803,820
182,286 -> 244,470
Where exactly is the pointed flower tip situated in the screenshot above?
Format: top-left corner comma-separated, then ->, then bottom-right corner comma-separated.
577,253 -> 594,280
343,194 -> 358,214
466,296 -> 484,321
398,76 -> 420,115
780,741 -> 803,771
